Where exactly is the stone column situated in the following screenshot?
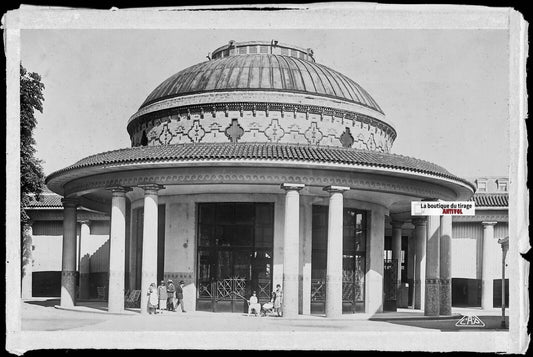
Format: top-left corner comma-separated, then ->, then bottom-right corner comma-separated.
481,222 -> 497,310
324,186 -> 349,318
107,186 -> 131,313
413,218 -> 426,310
424,215 -> 440,316
139,184 -> 164,314
391,221 -> 403,289
439,215 -> 452,315
78,220 -> 91,300
21,221 -> 33,299
299,195 -> 312,315
407,230 -> 415,308
60,198 -> 79,307
366,208 -> 385,315
280,183 -> 304,318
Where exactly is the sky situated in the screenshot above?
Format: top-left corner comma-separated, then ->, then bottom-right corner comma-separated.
20,28 -> 510,179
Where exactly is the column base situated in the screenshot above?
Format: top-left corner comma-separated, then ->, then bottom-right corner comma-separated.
60,271 -> 78,307
424,279 -> 440,316
481,279 -> 494,310
439,279 -> 452,315
325,276 -> 342,318
282,273 -> 299,318
414,279 -> 422,310
108,270 -> 125,313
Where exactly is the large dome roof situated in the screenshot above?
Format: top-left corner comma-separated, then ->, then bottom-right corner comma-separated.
140,53 -> 383,114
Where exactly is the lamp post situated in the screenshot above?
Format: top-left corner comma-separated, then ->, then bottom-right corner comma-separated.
497,236 -> 509,328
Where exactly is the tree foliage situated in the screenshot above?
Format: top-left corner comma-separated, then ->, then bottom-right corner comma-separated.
20,64 -> 45,226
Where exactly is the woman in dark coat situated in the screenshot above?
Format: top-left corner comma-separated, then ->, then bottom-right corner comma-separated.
175,280 -> 186,312
166,279 -> 176,311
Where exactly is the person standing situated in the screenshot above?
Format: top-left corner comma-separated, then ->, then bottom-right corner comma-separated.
272,284 -> 283,317
166,279 -> 176,312
157,280 -> 167,313
147,283 -> 158,315
176,280 -> 187,312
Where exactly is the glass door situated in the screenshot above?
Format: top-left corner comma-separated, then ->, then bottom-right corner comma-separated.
196,203 -> 274,312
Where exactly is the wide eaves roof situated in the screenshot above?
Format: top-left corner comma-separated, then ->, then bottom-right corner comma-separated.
46,143 -> 474,190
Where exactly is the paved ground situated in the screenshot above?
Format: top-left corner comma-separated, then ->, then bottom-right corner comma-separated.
21,298 -> 509,332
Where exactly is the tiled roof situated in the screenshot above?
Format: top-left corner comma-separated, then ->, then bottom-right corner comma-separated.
46,142 -> 473,188
140,54 -> 383,114
26,193 -> 63,208
472,193 -> 508,207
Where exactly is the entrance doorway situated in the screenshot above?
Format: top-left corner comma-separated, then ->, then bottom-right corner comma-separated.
196,202 -> 274,312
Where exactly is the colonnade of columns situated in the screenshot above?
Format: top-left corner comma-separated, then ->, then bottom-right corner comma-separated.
59,182 -> 383,316
396,215 -> 453,316
59,184 -> 164,313
281,184 -> 350,318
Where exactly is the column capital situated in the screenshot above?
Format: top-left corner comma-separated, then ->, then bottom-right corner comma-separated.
323,185 -> 350,194
391,220 -> 404,229
61,197 -> 80,208
482,221 -> 498,227
280,183 -> 305,192
79,219 -> 91,226
412,217 -> 427,226
106,186 -> 132,196
139,183 -> 165,194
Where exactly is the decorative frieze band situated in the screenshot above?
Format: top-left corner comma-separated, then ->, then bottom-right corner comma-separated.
425,278 -> 440,285
164,272 -> 194,284
64,168 -> 452,200
61,271 -> 78,278
128,101 -> 396,153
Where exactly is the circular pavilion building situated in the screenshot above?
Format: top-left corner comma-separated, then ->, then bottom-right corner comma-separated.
46,40 -> 475,317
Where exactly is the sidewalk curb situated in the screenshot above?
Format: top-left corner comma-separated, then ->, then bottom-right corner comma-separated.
369,314 -> 462,321
54,305 -> 139,316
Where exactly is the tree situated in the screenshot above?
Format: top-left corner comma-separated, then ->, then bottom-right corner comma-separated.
20,64 -> 45,222
20,64 -> 45,298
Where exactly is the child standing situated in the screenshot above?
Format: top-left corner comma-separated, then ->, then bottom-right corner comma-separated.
272,284 -> 283,317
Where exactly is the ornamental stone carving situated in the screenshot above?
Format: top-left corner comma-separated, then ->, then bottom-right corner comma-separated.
304,122 -> 324,145
187,120 -> 206,143
265,118 -> 285,143
129,103 -> 396,153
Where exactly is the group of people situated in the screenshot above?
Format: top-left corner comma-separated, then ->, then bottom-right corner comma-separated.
147,279 -> 186,314
147,280 -> 283,316
247,284 -> 283,317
